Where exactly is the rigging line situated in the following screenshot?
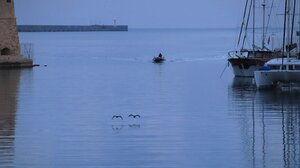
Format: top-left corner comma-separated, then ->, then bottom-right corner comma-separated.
238,0 -> 251,46
265,0 -> 275,41
219,62 -> 229,78
242,0 -> 254,49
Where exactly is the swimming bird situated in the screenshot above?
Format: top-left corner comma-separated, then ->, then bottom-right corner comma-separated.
128,114 -> 141,118
112,115 -> 123,120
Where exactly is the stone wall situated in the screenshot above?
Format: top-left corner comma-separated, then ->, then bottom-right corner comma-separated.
0,0 -> 32,67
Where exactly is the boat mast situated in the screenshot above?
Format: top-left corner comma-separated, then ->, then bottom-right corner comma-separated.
298,19 -> 300,55
282,0 -> 288,67
298,0 -> 300,55
253,0 -> 256,55
286,0 -> 291,62
237,0 -> 250,47
242,0 -> 253,50
290,0 -> 296,50
262,0 -> 266,50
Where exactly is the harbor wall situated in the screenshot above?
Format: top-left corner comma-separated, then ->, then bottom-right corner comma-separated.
17,25 -> 128,32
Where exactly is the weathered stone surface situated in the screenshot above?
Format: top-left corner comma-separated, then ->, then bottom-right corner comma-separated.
0,0 -> 15,18
0,0 -> 32,67
0,18 -> 20,56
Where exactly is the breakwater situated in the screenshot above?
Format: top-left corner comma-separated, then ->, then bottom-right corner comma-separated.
17,25 -> 128,32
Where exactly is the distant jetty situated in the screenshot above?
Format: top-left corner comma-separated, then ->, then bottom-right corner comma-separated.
17,25 -> 128,32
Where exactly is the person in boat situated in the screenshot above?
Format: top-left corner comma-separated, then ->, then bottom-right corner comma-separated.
153,53 -> 165,63
158,53 -> 163,58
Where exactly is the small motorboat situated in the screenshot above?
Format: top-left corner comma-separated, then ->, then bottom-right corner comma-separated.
153,53 -> 165,63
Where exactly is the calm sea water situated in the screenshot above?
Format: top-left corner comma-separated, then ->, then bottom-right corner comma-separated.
0,29 -> 300,168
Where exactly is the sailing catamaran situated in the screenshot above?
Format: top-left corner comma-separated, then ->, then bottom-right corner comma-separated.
228,0 -> 281,77
254,0 -> 300,88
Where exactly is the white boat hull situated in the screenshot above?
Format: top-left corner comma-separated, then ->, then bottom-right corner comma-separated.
254,70 -> 300,88
231,65 -> 261,77
228,57 -> 272,77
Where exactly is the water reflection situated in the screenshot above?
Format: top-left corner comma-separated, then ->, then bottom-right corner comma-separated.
128,124 -> 141,129
229,77 -> 300,168
0,70 -> 21,167
111,125 -> 125,132
111,124 -> 141,131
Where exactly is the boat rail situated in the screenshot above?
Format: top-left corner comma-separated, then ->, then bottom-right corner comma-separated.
228,50 -> 247,58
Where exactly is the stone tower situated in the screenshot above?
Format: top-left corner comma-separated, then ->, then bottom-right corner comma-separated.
0,0 -> 20,57
0,0 -> 33,67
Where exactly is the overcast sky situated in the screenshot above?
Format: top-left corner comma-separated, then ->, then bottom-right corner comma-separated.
15,0 -> 275,28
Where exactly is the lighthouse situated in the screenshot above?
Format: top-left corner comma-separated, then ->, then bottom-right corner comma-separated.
0,0 -> 33,67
